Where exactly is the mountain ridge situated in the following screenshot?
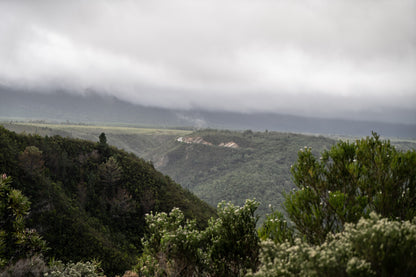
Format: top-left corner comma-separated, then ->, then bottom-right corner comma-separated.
1,87 -> 415,138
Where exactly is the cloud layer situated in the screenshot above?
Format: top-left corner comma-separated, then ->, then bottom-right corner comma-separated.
0,0 -> 415,122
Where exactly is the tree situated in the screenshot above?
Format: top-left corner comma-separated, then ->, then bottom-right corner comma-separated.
285,133 -> 416,244
98,156 -> 122,197
97,132 -> 110,159
0,174 -> 47,268
99,132 -> 107,145
18,146 -> 45,178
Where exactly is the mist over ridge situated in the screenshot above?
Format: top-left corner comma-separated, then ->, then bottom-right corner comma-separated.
1,87 -> 415,139
0,0 -> 415,127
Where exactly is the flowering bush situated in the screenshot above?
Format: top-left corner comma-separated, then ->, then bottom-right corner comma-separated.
45,260 -> 104,277
136,199 -> 260,276
247,213 -> 416,277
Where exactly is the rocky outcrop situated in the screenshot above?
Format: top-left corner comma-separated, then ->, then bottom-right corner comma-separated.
177,136 -> 239,148
218,142 -> 239,149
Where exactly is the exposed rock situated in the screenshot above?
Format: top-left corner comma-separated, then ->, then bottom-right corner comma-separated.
176,136 -> 213,145
177,136 -> 239,149
219,142 -> 239,148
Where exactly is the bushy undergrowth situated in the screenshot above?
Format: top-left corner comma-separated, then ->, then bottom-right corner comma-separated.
136,200 -> 260,277
248,213 -> 416,277
0,258 -> 104,277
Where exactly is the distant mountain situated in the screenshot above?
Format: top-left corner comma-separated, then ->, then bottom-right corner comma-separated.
1,86 -> 415,138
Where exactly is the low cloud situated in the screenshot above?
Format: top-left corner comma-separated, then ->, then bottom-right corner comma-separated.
0,0 -> 415,123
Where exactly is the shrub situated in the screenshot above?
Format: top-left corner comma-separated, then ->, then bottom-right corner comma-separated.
0,255 -> 48,277
45,260 -> 104,277
286,133 -> 416,243
136,199 -> 260,276
248,213 -> 416,277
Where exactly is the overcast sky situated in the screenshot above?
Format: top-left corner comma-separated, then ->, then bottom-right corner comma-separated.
0,0 -> 415,123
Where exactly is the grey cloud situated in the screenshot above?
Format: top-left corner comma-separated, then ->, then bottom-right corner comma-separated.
0,0 -> 415,123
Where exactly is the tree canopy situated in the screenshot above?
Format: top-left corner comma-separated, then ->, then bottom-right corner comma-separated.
0,126 -> 215,275
285,133 -> 416,243
256,133 -> 416,276
0,174 -> 47,267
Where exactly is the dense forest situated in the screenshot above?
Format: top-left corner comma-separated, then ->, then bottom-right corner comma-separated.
1,126 -> 416,276
155,129 -> 336,219
3,123 -> 416,222
0,126 -> 215,275
2,123 -> 338,220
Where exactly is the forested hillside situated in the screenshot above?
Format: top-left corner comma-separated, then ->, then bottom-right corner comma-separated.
2,123 -> 337,219
155,130 -> 336,219
2,126 -> 416,276
4,123 -> 416,221
0,126 -> 215,275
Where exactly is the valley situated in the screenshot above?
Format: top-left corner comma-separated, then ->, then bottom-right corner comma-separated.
4,122 -> 415,221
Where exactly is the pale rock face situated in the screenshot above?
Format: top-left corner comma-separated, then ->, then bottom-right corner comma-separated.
219,142 -> 239,149
177,136 -> 239,148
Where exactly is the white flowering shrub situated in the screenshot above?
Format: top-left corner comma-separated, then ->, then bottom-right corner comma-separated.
0,254 -> 48,277
45,260 -> 104,277
136,199 -> 260,277
206,200 -> 260,276
136,207 -> 205,276
258,208 -> 294,244
247,213 -> 416,277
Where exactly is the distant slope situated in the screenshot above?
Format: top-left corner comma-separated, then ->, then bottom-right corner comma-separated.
1,87 -> 415,138
2,123 -> 335,219
153,130 -> 337,220
0,126 -> 215,275
152,130 -> 416,220
2,122 -> 192,159
4,123 -> 416,222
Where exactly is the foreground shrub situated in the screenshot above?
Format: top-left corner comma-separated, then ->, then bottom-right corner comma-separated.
0,174 -> 47,272
136,199 -> 260,277
287,133 -> 416,244
0,255 -> 47,277
45,260 -> 104,277
247,213 -> 416,277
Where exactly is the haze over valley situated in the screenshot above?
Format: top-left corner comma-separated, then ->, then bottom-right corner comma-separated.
1,88 -> 415,139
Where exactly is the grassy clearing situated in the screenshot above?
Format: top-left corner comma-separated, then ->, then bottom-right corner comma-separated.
1,122 -> 193,161
3,122 -> 192,136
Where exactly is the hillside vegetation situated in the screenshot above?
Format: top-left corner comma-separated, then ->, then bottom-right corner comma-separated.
1,126 -> 415,276
2,123 -> 336,219
156,129 -> 336,219
4,122 -> 416,221
136,134 -> 416,276
0,126 -> 215,275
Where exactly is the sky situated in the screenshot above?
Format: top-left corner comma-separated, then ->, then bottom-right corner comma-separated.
0,0 -> 415,123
